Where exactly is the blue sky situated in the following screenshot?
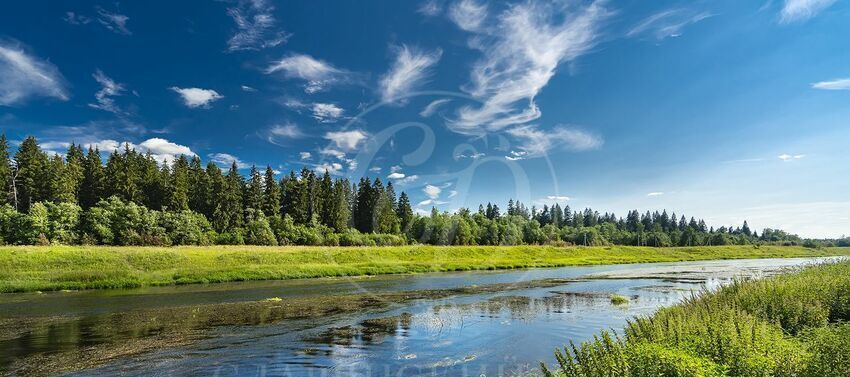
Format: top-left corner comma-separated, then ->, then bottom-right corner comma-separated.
1,0 -> 848,237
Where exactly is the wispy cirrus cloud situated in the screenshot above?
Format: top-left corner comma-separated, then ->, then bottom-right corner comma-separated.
170,87 -> 224,108
647,192 -> 664,197
506,124 -> 602,158
420,98 -> 451,117
265,122 -> 305,146
379,45 -> 442,103
0,40 -> 69,106
266,53 -> 351,93
778,153 -> 805,161
449,1 -> 609,134
627,8 -> 712,41
448,0 -> 488,32
311,103 -> 345,123
780,0 -> 837,23
812,78 -> 850,90
226,0 -> 290,52
95,6 -> 131,35
209,152 -> 251,169
418,0 -> 443,17
89,70 -> 126,114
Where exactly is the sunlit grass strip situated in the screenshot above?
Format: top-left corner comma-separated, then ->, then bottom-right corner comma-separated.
542,260 -> 850,377
0,245 -> 847,293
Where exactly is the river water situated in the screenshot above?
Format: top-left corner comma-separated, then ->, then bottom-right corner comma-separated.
0,257 -> 839,376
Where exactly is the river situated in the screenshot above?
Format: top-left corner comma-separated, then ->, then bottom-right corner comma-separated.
0,257 -> 840,376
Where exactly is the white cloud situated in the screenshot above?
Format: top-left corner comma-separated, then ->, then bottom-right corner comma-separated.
299,151 -> 312,160
324,130 -> 367,151
778,153 -> 805,161
369,166 -> 382,173
209,152 -> 250,169
418,198 -> 448,207
647,192 -> 664,197
546,195 -> 570,201
780,0 -> 836,23
266,123 -> 304,146
448,190 -> 458,198
96,7 -> 131,35
84,139 -> 123,153
627,9 -> 712,41
311,103 -> 345,123
0,40 -> 69,106
505,150 -> 527,161
170,87 -> 224,108
63,12 -> 92,25
379,45 -> 442,103
138,138 -> 195,164
316,162 -> 344,174
449,1 -> 608,134
420,98 -> 452,117
455,152 -> 485,160
506,124 -> 602,157
398,175 -> 419,184
266,53 -> 349,93
812,78 -> 850,90
241,85 -> 257,92
449,0 -> 488,32
423,184 -> 442,199
418,0 -> 443,17
226,0 -> 290,52
319,148 -> 346,159
388,172 -> 406,179
89,70 -> 125,114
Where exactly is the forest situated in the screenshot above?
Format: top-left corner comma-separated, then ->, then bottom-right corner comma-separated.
1,135 -> 845,248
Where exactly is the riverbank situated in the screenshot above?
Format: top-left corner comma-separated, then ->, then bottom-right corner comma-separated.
543,260 -> 850,376
1,245 -> 848,293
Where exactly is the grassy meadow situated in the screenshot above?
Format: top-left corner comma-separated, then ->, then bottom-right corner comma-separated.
543,260 -> 850,376
1,244 -> 848,293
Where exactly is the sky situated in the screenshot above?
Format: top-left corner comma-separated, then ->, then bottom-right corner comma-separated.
0,0 -> 848,238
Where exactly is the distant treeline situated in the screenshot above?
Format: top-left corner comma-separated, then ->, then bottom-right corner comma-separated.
0,135 -> 846,247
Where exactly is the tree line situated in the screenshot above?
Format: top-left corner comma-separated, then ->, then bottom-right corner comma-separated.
0,135 -> 845,247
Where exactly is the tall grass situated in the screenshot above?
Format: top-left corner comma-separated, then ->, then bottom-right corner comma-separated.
0,245 -> 846,293
542,261 -> 850,376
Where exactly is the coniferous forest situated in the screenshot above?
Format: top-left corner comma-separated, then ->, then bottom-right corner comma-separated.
0,135 -> 843,248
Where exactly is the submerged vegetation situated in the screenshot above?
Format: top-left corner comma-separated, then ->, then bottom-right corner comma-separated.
1,245 -> 847,293
542,261 -> 850,377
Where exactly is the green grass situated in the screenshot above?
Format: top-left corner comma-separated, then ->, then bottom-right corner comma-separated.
611,294 -> 630,305
542,260 -> 850,377
0,245 -> 847,293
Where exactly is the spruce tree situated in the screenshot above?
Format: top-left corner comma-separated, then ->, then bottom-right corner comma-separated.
80,148 -> 105,209
353,177 -> 373,232
0,134 -> 10,205
262,166 -> 281,217
396,191 -> 413,232
317,171 -> 333,226
13,136 -> 49,211
244,165 -> 264,213
64,143 -> 85,205
187,156 -> 209,215
167,155 -> 190,211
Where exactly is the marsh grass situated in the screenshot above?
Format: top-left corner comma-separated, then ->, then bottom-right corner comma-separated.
0,245 -> 847,293
542,261 -> 850,377
610,294 -> 629,305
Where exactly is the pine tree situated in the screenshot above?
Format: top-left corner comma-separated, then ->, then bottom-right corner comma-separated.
167,155 -> 190,211
328,178 -> 351,232
212,162 -> 244,232
396,191 -> 413,232
47,153 -> 73,203
64,143 -> 85,205
138,152 -> 165,210
244,165 -> 263,213
187,156 -> 209,215
262,166 -> 281,217
317,171 -> 333,226
80,148 -> 105,208
354,177 -> 374,232
13,136 -> 49,211
0,134 -> 11,205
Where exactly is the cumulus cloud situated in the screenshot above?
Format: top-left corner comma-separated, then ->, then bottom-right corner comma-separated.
812,78 -> 850,90
627,9 -> 712,40
170,87 -> 224,108
138,138 -> 195,164
379,45 -> 442,103
209,152 -> 250,169
423,184 -> 442,199
95,6 -> 131,35
89,70 -> 125,114
324,130 -> 367,151
448,0 -> 488,31
299,151 -> 312,160
226,0 -> 290,52
506,124 -> 602,157
0,40 -> 69,106
315,162 -> 344,174
780,0 -> 836,23
778,153 -> 805,161
266,53 -> 350,93
448,1 -> 608,134
420,98 -> 451,117
311,103 -> 345,123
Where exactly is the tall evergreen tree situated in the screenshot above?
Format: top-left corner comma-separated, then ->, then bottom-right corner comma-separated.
167,155 -> 190,211
244,165 -> 264,213
187,156 -> 209,215
79,148 -> 105,209
317,171 -> 333,226
396,191 -> 413,232
13,136 -> 49,211
0,134 -> 11,205
353,177 -> 374,232
64,143 -> 85,205
262,166 -> 281,217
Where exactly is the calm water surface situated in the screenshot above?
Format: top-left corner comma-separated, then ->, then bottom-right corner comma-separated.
0,257 -> 839,376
